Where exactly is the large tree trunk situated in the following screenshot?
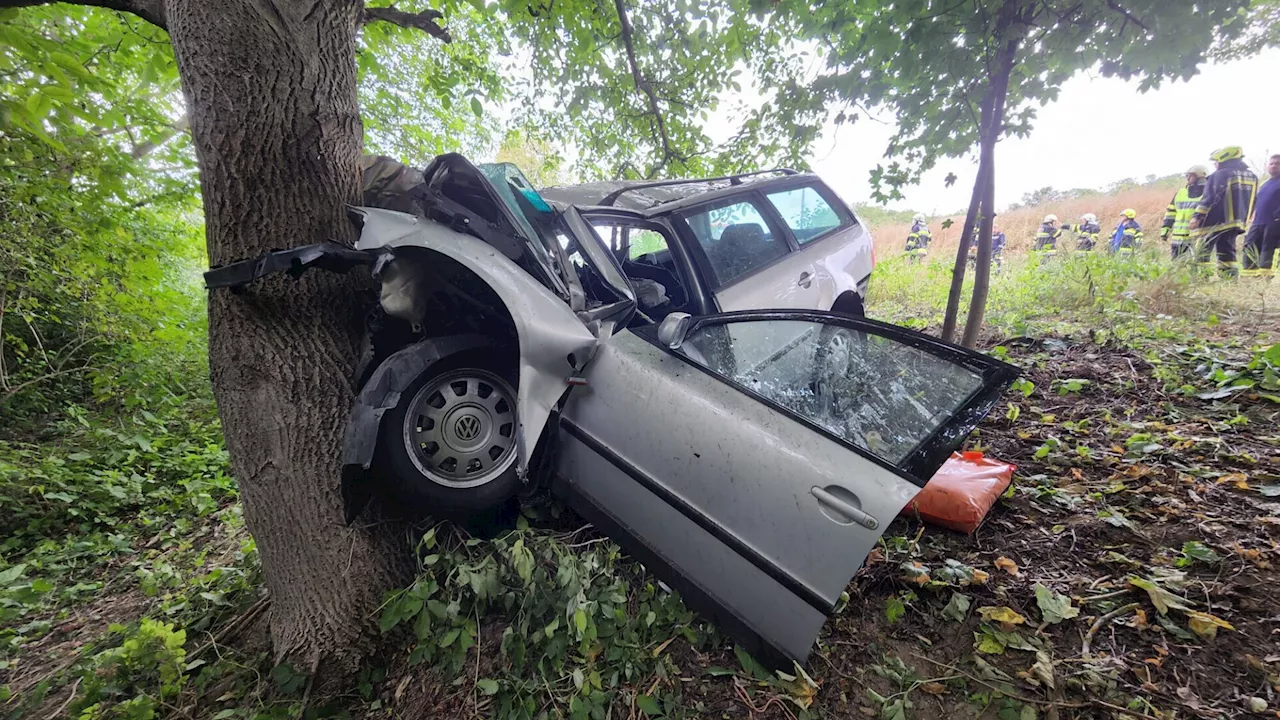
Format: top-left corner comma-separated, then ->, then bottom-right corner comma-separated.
167,0 -> 405,670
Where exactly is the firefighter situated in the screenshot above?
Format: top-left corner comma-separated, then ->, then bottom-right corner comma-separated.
905,214 -> 932,262
967,221 -> 1006,270
1034,215 -> 1063,258
1064,213 -> 1101,251
992,225 -> 1007,269
1189,146 -> 1259,279
1160,165 -> 1209,259
1242,153 -> 1280,277
1110,209 -> 1144,255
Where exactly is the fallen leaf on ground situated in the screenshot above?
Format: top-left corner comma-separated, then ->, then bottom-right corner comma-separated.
1217,472 -> 1249,490
995,557 -> 1021,576
1185,610 -> 1234,640
1129,576 -> 1190,615
919,682 -> 947,695
977,606 -> 1027,631
1033,583 -> 1079,624
942,592 -> 971,622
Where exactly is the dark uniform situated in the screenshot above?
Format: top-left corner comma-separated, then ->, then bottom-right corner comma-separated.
1242,172 -> 1280,276
1110,217 -> 1143,255
905,220 -> 932,261
1034,221 -> 1063,256
1064,220 -> 1101,251
1192,149 -> 1258,278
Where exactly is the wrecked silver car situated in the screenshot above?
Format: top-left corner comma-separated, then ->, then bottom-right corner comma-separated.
205,154 -> 1017,666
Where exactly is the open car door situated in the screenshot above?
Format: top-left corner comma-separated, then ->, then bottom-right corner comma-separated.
554,310 -> 1017,665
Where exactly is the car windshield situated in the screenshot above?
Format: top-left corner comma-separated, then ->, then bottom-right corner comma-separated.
678,319 -> 986,465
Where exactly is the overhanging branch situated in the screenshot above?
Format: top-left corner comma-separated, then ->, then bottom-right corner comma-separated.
361,4 -> 451,43
1105,1 -> 1148,32
613,0 -> 679,176
0,0 -> 166,29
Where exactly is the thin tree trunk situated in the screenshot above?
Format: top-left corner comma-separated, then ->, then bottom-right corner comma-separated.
167,0 -> 406,672
961,36 -> 1020,348
939,89 -> 995,344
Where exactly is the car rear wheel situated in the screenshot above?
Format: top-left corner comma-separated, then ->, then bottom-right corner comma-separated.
379,362 -> 522,514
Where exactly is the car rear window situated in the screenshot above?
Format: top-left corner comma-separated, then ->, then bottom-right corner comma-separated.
764,186 -> 844,245
681,199 -> 788,285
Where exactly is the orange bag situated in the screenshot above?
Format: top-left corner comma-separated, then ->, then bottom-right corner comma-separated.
902,451 -> 1015,534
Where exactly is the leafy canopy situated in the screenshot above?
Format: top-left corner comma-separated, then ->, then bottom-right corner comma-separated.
759,0 -> 1256,201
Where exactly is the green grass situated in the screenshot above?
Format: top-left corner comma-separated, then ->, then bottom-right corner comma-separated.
867,246 -> 1277,341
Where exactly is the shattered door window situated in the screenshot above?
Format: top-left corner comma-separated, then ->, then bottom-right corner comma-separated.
678,319 -> 985,465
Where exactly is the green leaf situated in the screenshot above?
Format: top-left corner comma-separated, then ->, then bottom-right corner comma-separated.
470,97 -> 483,117
942,592 -> 971,622
1128,576 -> 1189,616
885,595 -> 906,624
0,564 -> 27,586
1033,583 -> 1079,624
1178,541 -> 1220,565
439,628 -> 461,647
733,644 -> 772,681
476,678 -> 500,695
635,694 -> 663,716
574,607 -> 587,634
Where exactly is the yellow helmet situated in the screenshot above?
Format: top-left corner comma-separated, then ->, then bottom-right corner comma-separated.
1121,208 -> 1136,219
1210,146 -> 1243,162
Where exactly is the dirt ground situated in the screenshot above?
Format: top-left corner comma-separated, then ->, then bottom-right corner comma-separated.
7,320 -> 1276,720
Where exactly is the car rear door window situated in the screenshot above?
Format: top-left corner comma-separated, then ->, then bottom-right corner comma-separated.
764,186 -> 844,245
678,318 -> 991,469
681,199 -> 788,285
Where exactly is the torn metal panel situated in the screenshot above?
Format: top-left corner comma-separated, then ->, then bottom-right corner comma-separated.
352,207 -> 599,477
202,241 -> 382,291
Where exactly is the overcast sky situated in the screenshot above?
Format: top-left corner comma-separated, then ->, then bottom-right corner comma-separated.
780,48 -> 1280,214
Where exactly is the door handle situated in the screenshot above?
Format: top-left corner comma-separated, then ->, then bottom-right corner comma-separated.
811,486 -> 879,530
797,271 -> 813,288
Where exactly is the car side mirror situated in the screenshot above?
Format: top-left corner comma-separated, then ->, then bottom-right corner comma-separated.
656,312 -> 693,349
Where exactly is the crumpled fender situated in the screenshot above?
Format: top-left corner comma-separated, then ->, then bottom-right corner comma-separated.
340,334 -> 492,523
352,207 -> 600,479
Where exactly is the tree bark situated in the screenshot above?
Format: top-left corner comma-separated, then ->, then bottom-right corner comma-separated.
961,36 -> 1019,348
938,89 -> 995,344
166,0 -> 406,671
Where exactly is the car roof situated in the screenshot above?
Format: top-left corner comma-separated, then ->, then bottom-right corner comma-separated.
540,169 -> 820,217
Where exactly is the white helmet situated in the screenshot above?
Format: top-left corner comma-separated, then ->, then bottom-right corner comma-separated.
913,213 -> 925,222
1082,213 -> 1097,224
1044,214 -> 1058,224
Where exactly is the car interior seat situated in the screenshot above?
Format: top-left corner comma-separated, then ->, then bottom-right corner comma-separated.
715,223 -> 774,282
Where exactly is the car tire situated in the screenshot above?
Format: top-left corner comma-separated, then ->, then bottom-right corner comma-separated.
377,357 -> 522,516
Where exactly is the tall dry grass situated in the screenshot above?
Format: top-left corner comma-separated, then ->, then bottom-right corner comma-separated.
868,185 -> 1178,257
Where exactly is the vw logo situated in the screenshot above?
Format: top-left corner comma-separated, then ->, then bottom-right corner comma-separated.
454,415 -> 482,441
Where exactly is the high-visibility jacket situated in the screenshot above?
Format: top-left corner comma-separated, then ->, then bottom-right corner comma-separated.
1064,221 -> 1101,250
1162,181 -> 1206,241
1193,159 -> 1258,236
1111,218 -> 1143,253
1034,223 -> 1062,251
906,220 -> 932,252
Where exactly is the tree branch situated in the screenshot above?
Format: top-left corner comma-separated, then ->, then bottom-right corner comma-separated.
0,0 -> 166,29
613,0 -> 679,175
361,4 -> 451,43
131,114 -> 189,159
1105,1 -> 1148,32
